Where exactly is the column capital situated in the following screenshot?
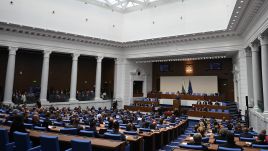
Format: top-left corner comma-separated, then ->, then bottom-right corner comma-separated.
43,50 -> 52,58
250,42 -> 260,52
114,58 -> 124,65
258,34 -> 268,45
72,53 -> 80,61
96,56 -> 103,63
8,47 -> 18,55
245,47 -> 252,57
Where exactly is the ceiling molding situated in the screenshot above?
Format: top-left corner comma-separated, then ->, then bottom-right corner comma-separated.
0,0 -> 266,49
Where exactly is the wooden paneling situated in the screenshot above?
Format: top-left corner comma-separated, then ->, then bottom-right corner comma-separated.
0,47 -> 8,101
13,49 -> 42,91
101,58 -> 114,98
48,53 -> 72,90
152,58 -> 234,100
77,56 -> 96,91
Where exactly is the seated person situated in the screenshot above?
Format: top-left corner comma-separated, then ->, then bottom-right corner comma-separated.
197,126 -> 206,137
208,100 -> 213,105
187,133 -> 208,150
86,120 -> 100,137
240,127 -> 253,138
252,133 -> 267,145
32,114 -> 41,126
214,128 -> 228,141
234,124 -> 243,134
9,114 -> 28,141
220,132 -> 243,150
214,101 -> 220,106
65,116 -> 83,131
111,121 -> 126,141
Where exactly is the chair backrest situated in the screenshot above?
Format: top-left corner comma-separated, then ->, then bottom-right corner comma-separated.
0,128 -> 9,150
202,137 -> 209,143
218,146 -> 242,151
139,128 -> 151,132
239,137 -> 255,142
33,126 -> 46,131
179,144 -> 204,150
24,123 -> 34,129
104,132 -> 122,140
123,131 -> 138,135
53,121 -> 64,126
40,135 -> 60,151
60,128 -> 78,135
252,144 -> 268,149
79,130 -> 95,137
71,139 -> 92,151
215,139 -> 227,144
13,131 -> 32,151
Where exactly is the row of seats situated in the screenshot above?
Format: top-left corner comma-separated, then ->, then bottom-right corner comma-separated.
0,128 -> 92,151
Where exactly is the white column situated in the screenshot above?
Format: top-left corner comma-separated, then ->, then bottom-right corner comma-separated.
113,58 -> 118,99
143,75 -> 147,98
245,48 -> 254,107
95,56 -> 103,100
3,47 -> 18,104
259,35 -> 268,114
250,42 -> 263,111
39,50 -> 51,103
69,53 -> 80,102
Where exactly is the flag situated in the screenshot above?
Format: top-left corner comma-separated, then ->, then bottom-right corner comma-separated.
181,82 -> 186,94
188,80 -> 193,94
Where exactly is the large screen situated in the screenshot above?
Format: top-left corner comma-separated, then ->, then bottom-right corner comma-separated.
160,76 -> 218,94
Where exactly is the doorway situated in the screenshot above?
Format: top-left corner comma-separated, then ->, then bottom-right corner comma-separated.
133,81 -> 143,97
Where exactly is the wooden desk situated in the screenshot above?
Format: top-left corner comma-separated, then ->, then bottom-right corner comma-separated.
177,135 -> 260,151
124,105 -> 154,112
192,104 -> 228,110
133,100 -> 159,106
1,125 -> 125,151
147,93 -> 224,101
187,110 -> 230,120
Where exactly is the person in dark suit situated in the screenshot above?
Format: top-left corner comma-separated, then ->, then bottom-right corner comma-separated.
214,128 -> 228,141
220,132 -> 243,150
187,133 -> 208,150
9,114 -> 27,141
86,120 -> 100,137
240,127 -> 253,138
111,121 -> 126,141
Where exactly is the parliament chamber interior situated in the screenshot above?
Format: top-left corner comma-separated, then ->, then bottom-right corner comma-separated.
0,0 -> 268,151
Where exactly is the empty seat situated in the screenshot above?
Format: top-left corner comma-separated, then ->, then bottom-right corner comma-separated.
179,144 -> 205,150
0,128 -> 15,151
60,128 -> 78,135
13,131 -> 33,151
123,131 -> 138,135
65,139 -> 92,151
79,130 -> 95,137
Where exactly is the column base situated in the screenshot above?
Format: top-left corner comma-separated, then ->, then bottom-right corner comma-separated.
40,99 -> 49,104
94,97 -> 103,101
263,111 -> 268,118
253,106 -> 261,112
2,101 -> 13,106
69,98 -> 78,102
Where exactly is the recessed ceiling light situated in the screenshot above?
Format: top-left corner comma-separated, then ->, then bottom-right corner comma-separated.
231,22 -> 234,24
236,11 -> 239,14
233,20 -> 236,21
238,6 -> 241,9
240,0 -> 244,3
234,16 -> 237,17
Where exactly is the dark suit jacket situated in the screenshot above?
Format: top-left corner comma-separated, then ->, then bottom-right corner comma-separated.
240,132 -> 253,138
